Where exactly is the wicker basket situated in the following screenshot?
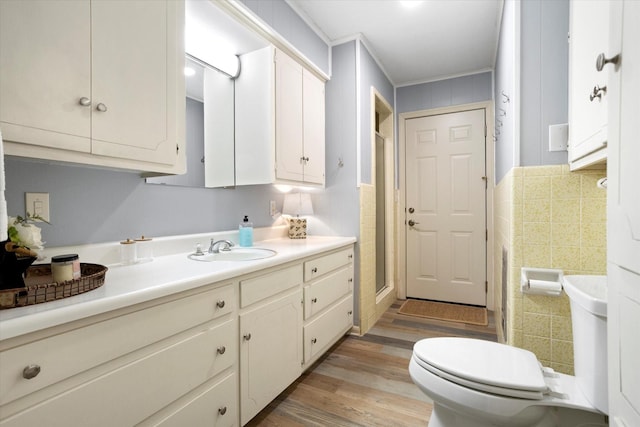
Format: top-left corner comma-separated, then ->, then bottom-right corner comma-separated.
0,263 -> 107,309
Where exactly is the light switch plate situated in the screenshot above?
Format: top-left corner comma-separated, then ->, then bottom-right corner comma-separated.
25,192 -> 50,222
549,123 -> 568,152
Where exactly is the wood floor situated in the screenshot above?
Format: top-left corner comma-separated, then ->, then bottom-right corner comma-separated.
246,300 -> 497,426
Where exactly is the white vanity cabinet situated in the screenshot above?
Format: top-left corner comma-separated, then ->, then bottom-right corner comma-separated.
238,265 -> 303,425
568,0 -> 611,170
235,47 -> 325,187
0,284 -> 237,427
274,49 -> 326,186
302,247 -> 354,368
0,0 -> 185,175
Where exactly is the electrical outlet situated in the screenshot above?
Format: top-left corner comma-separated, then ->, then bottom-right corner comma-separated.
269,200 -> 277,217
25,192 -> 50,222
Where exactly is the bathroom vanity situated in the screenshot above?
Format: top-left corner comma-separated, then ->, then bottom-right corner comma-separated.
0,234 -> 355,426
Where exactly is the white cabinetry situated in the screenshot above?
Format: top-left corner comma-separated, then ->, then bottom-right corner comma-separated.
275,49 -> 325,186
568,0 -> 611,170
0,0 -> 185,175
607,2 -> 640,426
239,265 -> 303,425
0,284 -> 237,426
302,247 -> 354,368
235,47 -> 325,187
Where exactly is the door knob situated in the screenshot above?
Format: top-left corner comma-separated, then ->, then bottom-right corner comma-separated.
408,220 -> 419,227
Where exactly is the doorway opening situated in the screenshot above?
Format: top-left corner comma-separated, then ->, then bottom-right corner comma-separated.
375,132 -> 387,294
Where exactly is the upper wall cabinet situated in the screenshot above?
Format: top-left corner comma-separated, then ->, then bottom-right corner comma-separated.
0,0 -> 185,175
568,0 -> 612,170
235,47 -> 326,187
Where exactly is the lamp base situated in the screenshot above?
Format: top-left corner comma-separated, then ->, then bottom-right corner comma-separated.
286,217 -> 307,239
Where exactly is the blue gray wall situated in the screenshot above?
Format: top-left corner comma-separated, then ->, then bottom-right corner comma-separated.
240,0 -> 330,75
494,0 -> 569,183
494,0 -> 517,183
359,44 -> 394,185
396,72 -> 493,115
4,0 -> 336,247
519,0 -> 568,168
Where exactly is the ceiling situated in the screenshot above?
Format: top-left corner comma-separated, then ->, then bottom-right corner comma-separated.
288,0 -> 504,86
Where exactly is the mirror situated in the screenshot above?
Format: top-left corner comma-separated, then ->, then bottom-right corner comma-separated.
147,0 -> 268,188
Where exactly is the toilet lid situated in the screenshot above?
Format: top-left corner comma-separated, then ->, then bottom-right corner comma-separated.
413,337 -> 548,399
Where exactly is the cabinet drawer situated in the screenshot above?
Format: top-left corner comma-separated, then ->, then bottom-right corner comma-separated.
150,373 -> 237,427
240,265 -> 302,308
304,266 -> 353,320
303,294 -> 353,364
304,247 -> 353,281
0,284 -> 234,406
0,322 -> 233,427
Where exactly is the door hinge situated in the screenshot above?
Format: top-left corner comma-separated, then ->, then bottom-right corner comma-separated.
486,229 -> 488,241
485,281 -> 488,292
484,123 -> 487,137
176,144 -> 180,155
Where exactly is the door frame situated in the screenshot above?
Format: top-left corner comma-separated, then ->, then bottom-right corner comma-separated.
397,101 -> 495,310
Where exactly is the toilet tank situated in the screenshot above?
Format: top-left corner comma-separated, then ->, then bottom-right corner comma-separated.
563,275 -> 608,414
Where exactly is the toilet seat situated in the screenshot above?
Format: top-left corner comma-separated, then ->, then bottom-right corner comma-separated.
413,337 -> 550,400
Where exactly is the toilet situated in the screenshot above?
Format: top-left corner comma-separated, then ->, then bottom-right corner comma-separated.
409,276 -> 608,427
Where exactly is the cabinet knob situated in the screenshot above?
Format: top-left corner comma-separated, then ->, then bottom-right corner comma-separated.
22,364 -> 41,380
78,97 -> 91,107
311,297 -> 317,303
311,338 -> 317,344
348,310 -> 353,316
348,254 -> 353,259
596,52 -> 620,72
243,333 -> 252,341
348,278 -> 353,283
217,346 -> 226,355
311,267 -> 318,273
218,406 -> 227,416
300,156 -> 310,163
96,103 -> 108,112
216,300 -> 225,309
589,85 -> 607,102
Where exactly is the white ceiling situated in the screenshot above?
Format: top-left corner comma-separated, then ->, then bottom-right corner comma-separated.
288,0 -> 504,86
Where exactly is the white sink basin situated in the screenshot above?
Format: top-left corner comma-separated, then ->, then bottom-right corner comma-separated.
562,275 -> 607,317
188,247 -> 277,262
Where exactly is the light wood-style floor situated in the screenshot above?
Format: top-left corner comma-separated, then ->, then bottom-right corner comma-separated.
246,300 -> 497,426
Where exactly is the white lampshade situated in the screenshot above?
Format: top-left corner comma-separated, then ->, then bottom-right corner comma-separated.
282,193 -> 314,217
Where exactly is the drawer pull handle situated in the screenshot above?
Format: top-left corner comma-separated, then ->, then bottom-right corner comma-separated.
22,364 -> 41,380
311,338 -> 317,344
218,406 -> 227,416
311,267 -> 318,273
217,346 -> 226,355
312,297 -> 317,303
243,333 -> 252,341
216,300 -> 225,309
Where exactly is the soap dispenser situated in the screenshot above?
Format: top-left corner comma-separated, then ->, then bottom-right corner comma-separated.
239,215 -> 253,247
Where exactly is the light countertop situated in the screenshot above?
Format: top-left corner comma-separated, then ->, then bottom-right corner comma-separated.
0,232 -> 356,341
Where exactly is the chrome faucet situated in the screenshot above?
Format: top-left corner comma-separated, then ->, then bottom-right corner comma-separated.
209,239 -> 234,254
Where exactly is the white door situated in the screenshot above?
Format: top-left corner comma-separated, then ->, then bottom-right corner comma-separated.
405,109 -> 486,306
607,1 -> 640,425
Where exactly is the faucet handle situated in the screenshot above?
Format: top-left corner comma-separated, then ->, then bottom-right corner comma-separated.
194,243 -> 204,256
